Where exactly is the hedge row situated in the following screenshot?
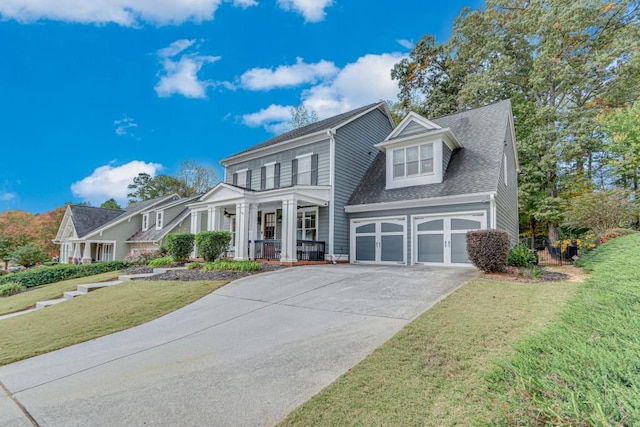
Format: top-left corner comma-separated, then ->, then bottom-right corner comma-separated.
0,261 -> 127,288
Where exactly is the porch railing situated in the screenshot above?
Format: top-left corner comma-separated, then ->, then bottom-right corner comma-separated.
252,239 -> 325,261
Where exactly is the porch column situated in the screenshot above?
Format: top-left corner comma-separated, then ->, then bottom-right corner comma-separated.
207,207 -> 218,231
82,242 -> 92,264
190,211 -> 198,234
72,243 -> 81,264
248,203 -> 259,260
215,207 -> 225,231
235,202 -> 249,260
280,199 -> 297,263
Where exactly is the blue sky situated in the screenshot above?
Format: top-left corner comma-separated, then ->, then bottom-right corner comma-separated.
0,0 -> 483,213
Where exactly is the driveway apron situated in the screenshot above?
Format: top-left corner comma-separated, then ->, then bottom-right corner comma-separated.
0,264 -> 475,427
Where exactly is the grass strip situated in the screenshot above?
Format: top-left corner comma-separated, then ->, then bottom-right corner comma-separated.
487,233 -> 640,425
0,279 -> 226,366
0,271 -> 120,316
281,277 -> 577,426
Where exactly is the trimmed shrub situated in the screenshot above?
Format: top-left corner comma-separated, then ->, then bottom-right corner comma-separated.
165,233 -> 195,262
187,262 -> 203,270
148,256 -> 174,267
201,260 -> 261,272
507,244 -> 537,268
0,261 -> 127,288
12,245 -> 48,268
0,282 -> 26,297
598,228 -> 638,244
466,230 -> 510,273
195,231 -> 232,262
124,249 -> 161,266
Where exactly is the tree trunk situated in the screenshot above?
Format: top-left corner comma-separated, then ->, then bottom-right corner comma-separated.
530,217 -> 537,249
548,224 -> 560,242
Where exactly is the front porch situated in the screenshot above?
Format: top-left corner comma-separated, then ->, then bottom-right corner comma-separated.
188,183 -> 332,263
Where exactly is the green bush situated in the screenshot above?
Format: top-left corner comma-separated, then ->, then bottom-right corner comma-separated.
165,233 -> 195,262
195,231 -> 232,262
0,261 -> 127,288
507,244 -> 537,268
124,249 -> 161,265
0,282 -> 26,297
148,256 -> 174,267
187,262 -> 203,270
12,245 -> 48,268
466,230 -> 510,273
201,260 -> 261,272
43,261 -> 60,267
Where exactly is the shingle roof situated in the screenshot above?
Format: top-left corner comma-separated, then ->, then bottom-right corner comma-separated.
348,99 -> 512,206
224,103 -> 385,161
69,205 -> 124,238
127,207 -> 191,243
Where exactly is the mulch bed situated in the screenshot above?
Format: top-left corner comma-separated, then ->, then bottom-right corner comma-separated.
481,266 -> 569,283
132,263 -> 287,282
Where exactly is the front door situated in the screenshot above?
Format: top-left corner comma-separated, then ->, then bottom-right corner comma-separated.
413,213 -> 486,265
264,213 -> 276,239
351,217 -> 406,264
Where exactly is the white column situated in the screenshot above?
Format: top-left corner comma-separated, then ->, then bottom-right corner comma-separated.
207,207 -> 217,231
248,203 -> 258,260
190,211 -> 198,234
235,202 -> 249,260
82,242 -> 92,264
72,243 -> 81,263
280,199 -> 297,263
215,207 -> 225,231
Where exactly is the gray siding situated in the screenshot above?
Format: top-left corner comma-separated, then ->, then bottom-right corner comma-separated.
443,144 -> 453,172
397,120 -> 426,138
349,202 -> 491,263
96,217 -> 144,260
334,108 -> 395,255
225,139 -> 330,189
496,125 -> 519,245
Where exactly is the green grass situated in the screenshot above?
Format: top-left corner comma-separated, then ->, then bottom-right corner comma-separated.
487,233 -> 640,425
281,277 -> 578,426
0,271 -> 120,316
0,279 -> 227,366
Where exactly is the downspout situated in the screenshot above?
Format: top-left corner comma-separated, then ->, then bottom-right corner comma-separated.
489,193 -> 497,229
328,129 -> 337,264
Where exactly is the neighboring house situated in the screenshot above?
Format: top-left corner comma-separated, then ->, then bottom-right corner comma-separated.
54,194 -> 196,263
188,99 -> 519,266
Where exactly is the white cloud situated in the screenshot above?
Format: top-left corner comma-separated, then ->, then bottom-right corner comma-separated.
302,53 -> 405,118
277,0 -> 333,22
242,104 -> 293,133
155,39 -> 221,98
114,116 -> 138,137
240,57 -> 338,91
397,39 -> 414,49
0,192 -> 17,202
71,161 -> 162,205
0,0 -> 223,26
230,0 -> 258,8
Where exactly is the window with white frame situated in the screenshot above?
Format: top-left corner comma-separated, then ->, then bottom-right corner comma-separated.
297,208 -> 317,240
392,143 -> 434,179
265,163 -> 275,189
236,169 -> 247,188
142,214 -> 149,231
297,155 -> 312,185
156,211 -> 163,230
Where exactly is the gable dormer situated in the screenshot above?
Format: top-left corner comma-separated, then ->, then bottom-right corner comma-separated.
375,112 -> 462,190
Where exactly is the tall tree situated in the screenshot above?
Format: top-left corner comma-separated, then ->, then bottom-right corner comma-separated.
100,198 -> 122,210
289,104 -> 319,129
392,0 -> 640,241
127,173 -> 189,203
176,160 -> 220,196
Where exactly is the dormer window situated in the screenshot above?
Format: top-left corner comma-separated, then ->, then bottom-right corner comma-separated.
156,211 -> 163,230
142,214 -> 149,231
393,143 -> 434,179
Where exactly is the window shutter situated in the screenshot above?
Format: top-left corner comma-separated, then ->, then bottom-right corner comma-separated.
232,172 -> 238,186
291,159 -> 298,186
246,170 -> 252,189
311,153 -> 319,185
274,163 -> 280,188
260,166 -> 266,190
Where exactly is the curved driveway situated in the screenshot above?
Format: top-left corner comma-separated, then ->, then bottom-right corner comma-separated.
0,264 -> 475,427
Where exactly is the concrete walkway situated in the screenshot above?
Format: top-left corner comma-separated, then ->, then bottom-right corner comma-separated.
0,264 -> 476,427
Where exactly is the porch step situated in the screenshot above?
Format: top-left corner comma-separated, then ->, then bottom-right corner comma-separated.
35,298 -> 66,309
63,290 -> 85,300
77,280 -> 123,294
118,273 -> 156,281
0,308 -> 37,320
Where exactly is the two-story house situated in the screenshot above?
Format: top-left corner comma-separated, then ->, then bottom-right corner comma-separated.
188,99 -> 519,266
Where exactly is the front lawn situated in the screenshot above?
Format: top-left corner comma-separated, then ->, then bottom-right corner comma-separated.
0,279 -> 226,366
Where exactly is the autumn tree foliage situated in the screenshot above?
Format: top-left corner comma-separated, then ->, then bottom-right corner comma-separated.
0,206 -> 67,261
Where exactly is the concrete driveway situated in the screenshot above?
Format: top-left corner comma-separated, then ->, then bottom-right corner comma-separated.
0,264 -> 475,427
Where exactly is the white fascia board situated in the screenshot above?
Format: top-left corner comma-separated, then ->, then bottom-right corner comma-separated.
375,128 -> 461,151
385,111 -> 442,141
507,111 -> 520,173
344,192 -> 495,213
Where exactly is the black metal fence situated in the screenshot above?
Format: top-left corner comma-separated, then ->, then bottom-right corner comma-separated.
522,238 -> 581,266
252,239 -> 326,261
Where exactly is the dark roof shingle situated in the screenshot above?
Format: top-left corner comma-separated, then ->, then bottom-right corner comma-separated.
69,206 -> 124,238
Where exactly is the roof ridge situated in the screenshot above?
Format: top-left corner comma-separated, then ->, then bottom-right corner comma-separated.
71,205 -> 124,212
428,98 -> 511,121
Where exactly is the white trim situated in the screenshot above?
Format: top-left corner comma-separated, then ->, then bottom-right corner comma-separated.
328,130 -> 336,260
344,192 -> 495,213
411,211 -> 486,266
378,127 -> 461,151
507,107 -> 520,172
490,193 -> 497,229
350,216 -> 407,265
142,213 -> 149,231
385,111 -> 441,141
155,211 -> 163,230
295,152 -> 313,159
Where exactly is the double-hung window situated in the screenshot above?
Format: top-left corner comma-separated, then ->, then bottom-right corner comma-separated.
392,143 -> 434,179
235,169 -> 247,188
297,155 -> 312,185
142,214 -> 149,231
156,211 -> 163,230
296,209 -> 317,240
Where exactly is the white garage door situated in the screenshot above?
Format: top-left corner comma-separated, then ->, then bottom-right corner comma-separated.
350,217 -> 406,264
413,212 -> 486,266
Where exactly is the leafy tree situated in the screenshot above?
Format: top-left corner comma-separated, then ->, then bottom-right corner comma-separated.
563,189 -> 637,234
176,160 -> 220,196
391,0 -> 640,241
100,198 -> 122,210
289,104 -> 319,129
127,173 -> 189,203
12,245 -> 48,268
